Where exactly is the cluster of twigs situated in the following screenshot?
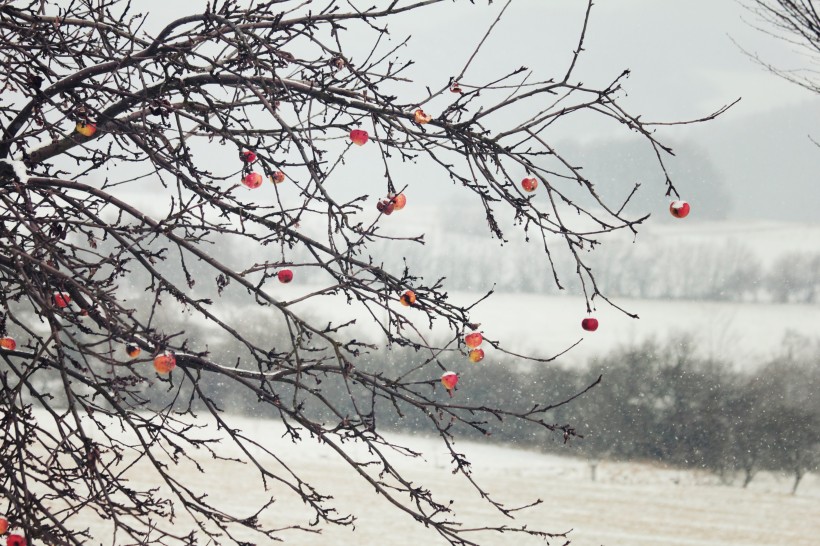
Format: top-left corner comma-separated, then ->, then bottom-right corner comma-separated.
0,1 -> 728,544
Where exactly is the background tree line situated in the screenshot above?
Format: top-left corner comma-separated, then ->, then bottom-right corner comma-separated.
23,302 -> 818,494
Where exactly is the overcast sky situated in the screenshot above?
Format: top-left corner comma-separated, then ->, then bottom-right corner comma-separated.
385,0 -> 820,220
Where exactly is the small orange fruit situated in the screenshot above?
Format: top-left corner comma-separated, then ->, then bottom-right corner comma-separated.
441,371 -> 459,391
153,351 -> 176,374
413,109 -> 432,124
391,193 -> 407,210
75,122 -> 96,137
521,177 -> 538,192
126,343 -> 141,358
399,290 -> 416,307
464,332 -> 483,348
242,172 -> 263,189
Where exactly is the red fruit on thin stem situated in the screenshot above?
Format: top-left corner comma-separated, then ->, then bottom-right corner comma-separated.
376,198 -> 395,215
399,290 -> 416,307
441,371 -> 459,391
450,82 -> 463,94
53,291 -> 71,308
240,150 -> 257,163
0,516 -> 8,534
242,172 -> 263,189
75,122 -> 96,137
464,332 -> 483,348
271,171 -> 286,184
7,534 -> 27,546
153,351 -> 176,374
391,193 -> 407,210
468,348 -> 485,363
670,200 -> 690,219
521,177 -> 538,192
349,129 -> 369,146
278,269 -> 293,283
1,337 -> 17,350
581,318 -> 599,332
126,343 -> 141,358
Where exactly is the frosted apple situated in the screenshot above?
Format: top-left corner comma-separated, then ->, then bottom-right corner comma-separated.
278,269 -> 293,283
7,534 -> 27,546
450,82 -> 463,94
464,332 -> 483,348
75,122 -> 96,137
271,171 -> 286,184
53,291 -> 71,308
376,198 -> 395,215
349,129 -> 369,146
153,351 -> 176,374
581,318 -> 599,332
399,290 -> 416,307
468,348 -> 485,363
413,109 -> 432,124
0,337 -> 16,350
521,177 -> 538,192
242,172 -> 263,189
240,150 -> 257,163
441,371 -> 459,391
669,200 -> 690,219
391,193 -> 407,210
125,343 -> 141,358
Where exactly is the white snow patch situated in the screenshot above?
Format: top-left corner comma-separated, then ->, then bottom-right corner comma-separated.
0,157 -> 28,183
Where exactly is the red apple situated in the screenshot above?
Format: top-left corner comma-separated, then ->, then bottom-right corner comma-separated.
468,348 -> 485,363
349,129 -> 369,146
413,109 -> 432,124
153,351 -> 176,374
242,172 -> 263,189
7,534 -> 27,546
464,332 -> 483,348
376,198 -> 395,215
670,200 -> 690,219
399,290 -> 416,307
521,177 -> 538,192
391,193 -> 407,211
0,516 -> 8,534
75,122 -> 96,137
0,337 -> 17,350
271,171 -> 286,184
125,343 -> 141,358
53,291 -> 71,308
450,82 -> 463,94
278,269 -> 293,283
240,150 -> 257,163
441,371 -> 459,391
581,318 -> 599,332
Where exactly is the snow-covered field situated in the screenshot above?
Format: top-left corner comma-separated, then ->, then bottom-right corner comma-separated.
261,284 -> 820,369
50,414 -> 819,546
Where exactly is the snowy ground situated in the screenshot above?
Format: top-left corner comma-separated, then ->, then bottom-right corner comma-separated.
42,413 -> 820,546
264,285 -> 820,369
